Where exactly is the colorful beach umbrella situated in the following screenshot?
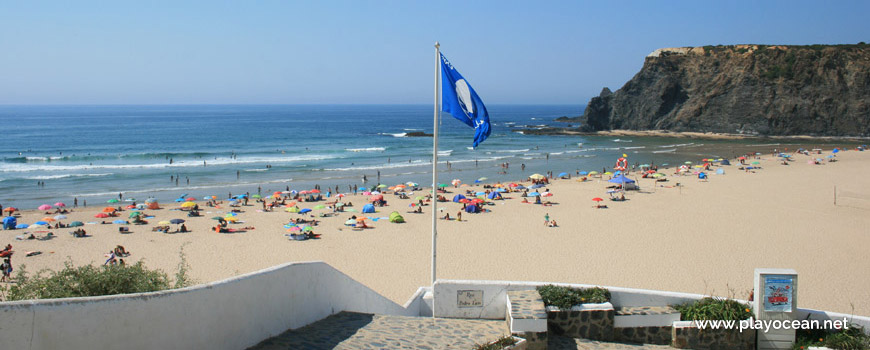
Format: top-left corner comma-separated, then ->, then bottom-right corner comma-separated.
41,217 -> 56,222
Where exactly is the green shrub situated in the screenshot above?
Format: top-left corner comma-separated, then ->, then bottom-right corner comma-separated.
825,324 -> 870,350
2,260 -> 177,301
536,285 -> 610,309
473,335 -> 517,350
673,297 -> 752,321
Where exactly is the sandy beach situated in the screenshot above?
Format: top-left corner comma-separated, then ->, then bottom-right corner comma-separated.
3,148 -> 870,316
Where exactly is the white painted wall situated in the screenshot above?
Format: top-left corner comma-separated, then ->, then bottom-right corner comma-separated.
0,261 -> 422,350
433,280 -> 870,333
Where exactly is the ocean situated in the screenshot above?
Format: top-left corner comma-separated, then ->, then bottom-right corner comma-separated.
0,104 -> 844,209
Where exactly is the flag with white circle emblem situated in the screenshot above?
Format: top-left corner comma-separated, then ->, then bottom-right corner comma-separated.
440,52 -> 491,148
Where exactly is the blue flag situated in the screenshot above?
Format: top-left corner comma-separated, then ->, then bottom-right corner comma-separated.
440,52 -> 491,148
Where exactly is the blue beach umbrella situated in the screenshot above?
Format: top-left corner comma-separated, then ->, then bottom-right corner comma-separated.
579,171 -> 588,175
15,223 -> 29,229
558,172 -> 569,178
527,192 -> 541,197
112,219 -> 126,224
299,208 -> 312,214
530,184 -> 544,189
35,221 -> 48,226
169,219 -> 185,224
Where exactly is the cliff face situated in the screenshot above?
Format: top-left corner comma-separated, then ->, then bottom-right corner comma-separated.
582,44 -> 870,136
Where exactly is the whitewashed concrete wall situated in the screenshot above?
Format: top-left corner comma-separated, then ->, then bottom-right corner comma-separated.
0,261 -> 424,350
433,280 -> 870,332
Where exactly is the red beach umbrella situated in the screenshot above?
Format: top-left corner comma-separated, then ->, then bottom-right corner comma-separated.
54,202 -> 66,207
592,198 -> 604,202
310,189 -> 321,194
38,204 -> 52,211
3,207 -> 17,213
95,213 -> 109,218
185,197 -> 195,201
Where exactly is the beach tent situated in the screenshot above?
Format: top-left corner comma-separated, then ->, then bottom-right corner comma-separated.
2,216 -> 16,230
465,204 -> 480,213
608,175 -> 636,184
389,211 -> 405,223
147,201 -> 160,210
720,159 -> 731,165
452,194 -> 467,203
362,203 -> 376,213
487,192 -> 502,200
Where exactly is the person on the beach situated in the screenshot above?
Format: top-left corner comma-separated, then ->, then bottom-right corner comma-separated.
1,258 -> 11,282
457,211 -> 462,222
544,213 -> 550,225
104,251 -> 117,265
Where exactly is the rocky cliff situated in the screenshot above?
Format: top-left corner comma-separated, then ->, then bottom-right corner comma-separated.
582,44 -> 870,136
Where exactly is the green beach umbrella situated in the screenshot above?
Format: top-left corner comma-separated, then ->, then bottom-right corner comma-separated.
377,184 -> 387,188
415,196 -> 425,200
438,183 -> 448,188
252,194 -> 262,199
588,171 -> 599,175
335,202 -> 345,207
751,161 -> 760,165
128,211 -> 142,218
107,199 -> 119,203
69,221 -> 84,227
684,161 -> 693,164
313,204 -> 326,210
211,216 -> 224,220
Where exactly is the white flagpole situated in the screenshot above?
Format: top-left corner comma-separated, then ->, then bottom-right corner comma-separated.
432,41 -> 441,286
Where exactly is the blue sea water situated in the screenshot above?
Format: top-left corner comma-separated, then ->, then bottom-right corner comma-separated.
0,105 -> 838,209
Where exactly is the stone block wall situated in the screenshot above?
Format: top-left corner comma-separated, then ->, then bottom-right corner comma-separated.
613,326 -> 672,345
546,304 -> 614,341
671,323 -> 755,350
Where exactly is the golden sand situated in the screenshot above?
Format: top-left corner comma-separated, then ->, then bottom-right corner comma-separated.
4,150 -> 870,315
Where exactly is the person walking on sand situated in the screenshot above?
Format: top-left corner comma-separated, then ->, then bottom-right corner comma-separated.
544,213 -> 550,226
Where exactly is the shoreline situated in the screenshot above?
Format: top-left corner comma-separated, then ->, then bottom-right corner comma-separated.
2,147 -> 870,317
520,127 -> 870,141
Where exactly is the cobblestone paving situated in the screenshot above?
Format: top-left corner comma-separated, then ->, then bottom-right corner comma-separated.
508,290 -> 548,320
614,306 -> 678,316
248,311 -> 511,350
549,335 -> 677,350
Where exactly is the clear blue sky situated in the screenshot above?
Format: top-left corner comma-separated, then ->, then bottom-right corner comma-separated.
1,0 -> 868,105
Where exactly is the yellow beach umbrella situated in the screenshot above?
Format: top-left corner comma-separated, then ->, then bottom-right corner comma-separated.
181,201 -> 196,208
158,221 -> 171,225
529,174 -> 545,180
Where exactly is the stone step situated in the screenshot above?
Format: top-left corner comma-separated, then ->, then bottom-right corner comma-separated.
614,306 -> 680,328
248,311 -> 511,350
549,335 -> 674,350
507,290 -> 549,350
612,306 -> 681,345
